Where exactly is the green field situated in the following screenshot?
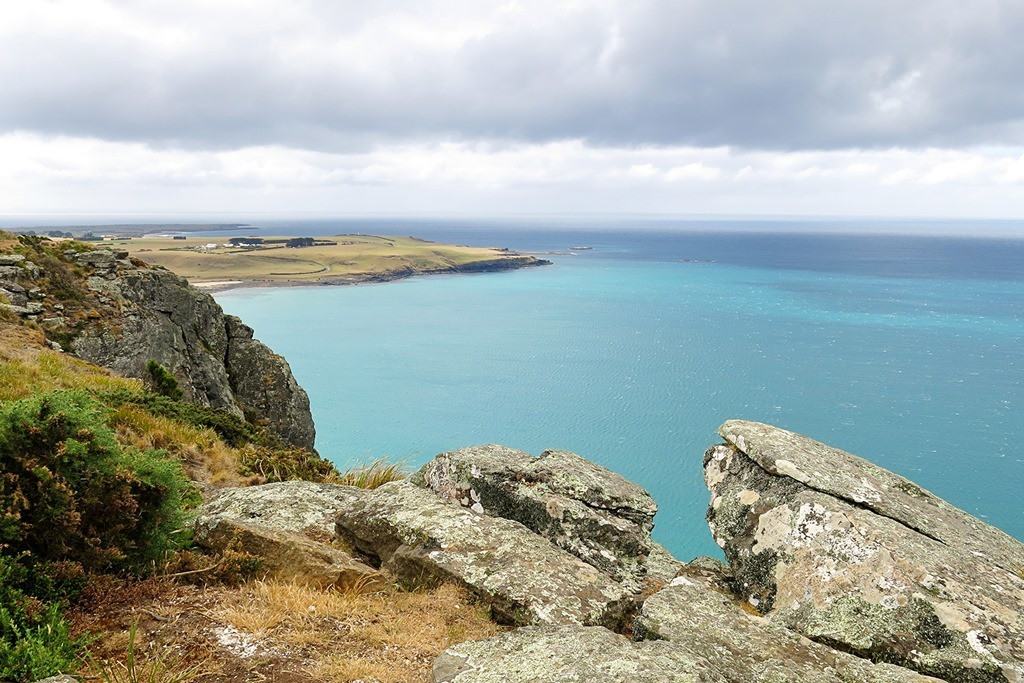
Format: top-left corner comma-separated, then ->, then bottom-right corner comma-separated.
116,234 -> 536,287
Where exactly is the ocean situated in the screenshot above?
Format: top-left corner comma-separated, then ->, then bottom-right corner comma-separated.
216,222 -> 1024,559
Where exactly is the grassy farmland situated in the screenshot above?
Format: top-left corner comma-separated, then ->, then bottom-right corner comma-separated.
115,234 -> 544,288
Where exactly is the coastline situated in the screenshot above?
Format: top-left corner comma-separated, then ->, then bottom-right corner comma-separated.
194,254 -> 553,292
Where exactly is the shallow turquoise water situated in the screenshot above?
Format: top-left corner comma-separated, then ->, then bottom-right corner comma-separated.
218,233 -> 1024,559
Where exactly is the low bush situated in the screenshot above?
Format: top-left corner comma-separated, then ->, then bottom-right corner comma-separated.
238,443 -> 340,483
0,556 -> 82,682
145,361 -> 182,400
0,390 -> 198,573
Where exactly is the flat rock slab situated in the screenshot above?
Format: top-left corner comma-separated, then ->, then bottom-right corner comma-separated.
198,481 -> 364,541
335,480 -> 630,627
194,516 -> 379,588
707,420 -> 1024,682
637,570 -> 937,682
432,626 -> 708,683
414,444 -> 659,592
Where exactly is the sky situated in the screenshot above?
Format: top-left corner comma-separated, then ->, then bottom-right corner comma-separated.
1,1 -> 1023,221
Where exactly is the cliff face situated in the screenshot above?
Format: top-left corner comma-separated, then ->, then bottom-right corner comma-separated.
1,240 -> 315,449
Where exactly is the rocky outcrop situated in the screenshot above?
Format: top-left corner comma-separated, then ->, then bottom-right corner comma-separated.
16,243 -> 314,449
706,420 -> 1024,682
335,480 -> 630,627
413,444 -> 658,592
222,315 -> 315,449
196,480 -> 365,541
194,517 -> 379,587
636,568 -> 935,682
433,626 -> 707,683
194,481 -> 378,587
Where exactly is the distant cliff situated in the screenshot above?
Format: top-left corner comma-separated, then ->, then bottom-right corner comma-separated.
0,236 -> 315,449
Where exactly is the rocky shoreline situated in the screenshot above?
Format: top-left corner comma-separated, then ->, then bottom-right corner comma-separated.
194,428 -> 1024,682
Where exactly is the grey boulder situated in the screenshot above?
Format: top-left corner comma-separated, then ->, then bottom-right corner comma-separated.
197,480 -> 364,541
706,420 -> 1024,682
336,480 -> 630,627
636,569 -> 937,682
414,444 -> 659,592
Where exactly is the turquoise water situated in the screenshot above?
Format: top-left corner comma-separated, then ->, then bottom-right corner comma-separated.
217,231 -> 1024,559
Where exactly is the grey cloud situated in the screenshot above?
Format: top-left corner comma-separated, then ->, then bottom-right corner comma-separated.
1,0 -> 1023,151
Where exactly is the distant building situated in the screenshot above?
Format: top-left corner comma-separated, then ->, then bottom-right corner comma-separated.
172,235 -> 187,240
228,237 -> 263,247
286,237 -> 316,248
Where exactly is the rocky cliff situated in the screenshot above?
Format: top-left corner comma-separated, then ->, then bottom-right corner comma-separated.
193,424 -> 1023,682
0,238 -> 315,449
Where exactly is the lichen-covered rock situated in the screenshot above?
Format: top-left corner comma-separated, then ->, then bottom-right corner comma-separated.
335,480 -> 630,627
60,253 -> 315,449
432,626 -> 707,683
645,541 -> 686,585
193,516 -> 379,587
636,569 -> 936,682
706,420 -> 1024,682
197,481 -> 364,541
414,444 -> 658,592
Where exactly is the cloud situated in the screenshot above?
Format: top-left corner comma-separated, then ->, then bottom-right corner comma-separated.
2,132 -> 1023,217
1,0 -> 1023,151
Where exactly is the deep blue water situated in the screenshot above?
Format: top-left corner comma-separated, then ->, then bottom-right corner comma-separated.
217,225 -> 1024,559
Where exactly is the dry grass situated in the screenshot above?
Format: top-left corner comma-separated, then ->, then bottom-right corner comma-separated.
89,621 -> 209,683
109,404 -> 248,486
0,323 -> 140,401
334,459 -> 406,489
215,579 -> 500,682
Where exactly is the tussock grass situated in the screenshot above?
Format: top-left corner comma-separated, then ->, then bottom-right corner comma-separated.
0,324 -> 139,402
335,459 -> 406,489
215,579 -> 499,682
109,404 -> 246,486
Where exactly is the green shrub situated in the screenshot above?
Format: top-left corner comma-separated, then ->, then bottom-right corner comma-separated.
145,361 -> 182,400
0,390 -> 198,573
0,556 -> 82,682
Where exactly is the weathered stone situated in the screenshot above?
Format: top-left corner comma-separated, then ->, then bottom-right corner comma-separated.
414,444 -> 658,592
0,254 -> 26,266
224,315 -> 315,451
706,420 -> 1024,682
0,265 -> 20,279
73,249 -> 118,269
33,675 -> 79,683
636,569 -> 936,682
645,542 -> 686,585
0,285 -> 27,306
198,481 -> 364,541
336,481 -> 630,626
194,516 -> 379,587
432,626 -> 707,683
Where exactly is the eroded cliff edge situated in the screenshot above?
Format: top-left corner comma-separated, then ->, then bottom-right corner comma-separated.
1,238 -> 315,449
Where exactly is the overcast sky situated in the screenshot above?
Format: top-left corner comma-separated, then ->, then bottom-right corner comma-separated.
2,1 -> 1023,221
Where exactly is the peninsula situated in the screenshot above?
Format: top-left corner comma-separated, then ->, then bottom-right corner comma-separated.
106,233 -> 549,289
